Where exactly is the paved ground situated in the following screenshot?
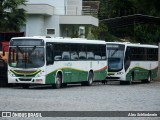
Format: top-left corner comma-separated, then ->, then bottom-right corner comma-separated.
0,80 -> 160,120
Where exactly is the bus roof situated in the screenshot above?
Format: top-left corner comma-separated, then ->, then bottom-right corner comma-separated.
106,42 -> 158,48
12,37 -> 106,45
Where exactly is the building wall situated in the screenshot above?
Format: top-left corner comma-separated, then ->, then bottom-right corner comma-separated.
27,0 -> 82,15
66,0 -> 82,15
27,0 -> 65,15
23,0 -> 96,37
26,15 -> 45,37
44,16 -> 60,37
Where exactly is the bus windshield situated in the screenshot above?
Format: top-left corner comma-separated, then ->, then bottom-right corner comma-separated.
9,46 -> 44,68
107,44 -> 125,72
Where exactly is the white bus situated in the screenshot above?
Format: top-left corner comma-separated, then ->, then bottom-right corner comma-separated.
106,42 -> 158,85
8,37 -> 107,88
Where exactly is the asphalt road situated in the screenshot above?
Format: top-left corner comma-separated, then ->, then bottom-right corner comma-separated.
0,80 -> 160,120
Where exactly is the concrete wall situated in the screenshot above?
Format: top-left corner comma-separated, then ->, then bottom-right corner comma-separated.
27,0 -> 82,15
27,0 -> 65,15
66,0 -> 82,15
23,0 -> 96,37
44,16 -> 60,37
26,15 -> 45,37
25,15 -> 60,37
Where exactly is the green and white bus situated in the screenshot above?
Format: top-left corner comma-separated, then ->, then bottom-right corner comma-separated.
106,42 -> 158,85
8,37 -> 107,88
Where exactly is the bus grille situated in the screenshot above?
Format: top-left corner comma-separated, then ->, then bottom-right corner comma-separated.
14,70 -> 37,74
19,78 -> 32,81
106,77 -> 120,79
11,70 -> 40,77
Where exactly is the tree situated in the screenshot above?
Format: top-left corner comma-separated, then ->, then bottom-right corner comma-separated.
0,0 -> 26,32
104,0 -> 135,18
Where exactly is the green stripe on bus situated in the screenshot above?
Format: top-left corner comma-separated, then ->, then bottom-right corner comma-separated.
126,67 -> 158,81
45,67 -> 107,84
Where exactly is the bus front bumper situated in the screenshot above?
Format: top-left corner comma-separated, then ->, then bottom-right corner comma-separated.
8,76 -> 46,84
106,72 -> 125,81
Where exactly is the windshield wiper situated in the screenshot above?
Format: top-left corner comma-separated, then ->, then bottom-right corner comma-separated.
29,46 -> 36,56
111,48 -> 118,57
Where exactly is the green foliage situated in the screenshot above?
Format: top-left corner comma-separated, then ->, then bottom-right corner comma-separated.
90,22 -> 121,41
0,0 -> 26,32
106,0 -> 135,18
92,0 -> 160,44
134,24 -> 160,44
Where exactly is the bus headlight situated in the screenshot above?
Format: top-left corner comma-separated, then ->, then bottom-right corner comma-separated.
9,71 -> 16,77
35,72 -> 43,77
117,72 -> 123,75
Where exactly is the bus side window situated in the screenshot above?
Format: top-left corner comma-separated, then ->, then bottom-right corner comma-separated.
71,44 -> 78,60
87,52 -> 94,60
54,44 -> 62,61
79,45 -> 86,60
46,43 -> 54,65
79,52 -> 86,60
62,51 -> 70,60
71,52 -> 78,60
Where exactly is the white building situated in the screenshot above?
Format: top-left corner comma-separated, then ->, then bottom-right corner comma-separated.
20,0 -> 99,38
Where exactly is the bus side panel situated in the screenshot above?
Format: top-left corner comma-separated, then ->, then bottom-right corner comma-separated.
78,70 -> 88,82
45,71 -> 56,84
45,68 -> 72,84
45,67 -> 88,84
126,61 -> 158,81
134,67 -> 149,80
151,67 -> 158,79
126,69 -> 133,81
94,66 -> 107,81
63,68 -> 72,83
70,61 -> 88,82
125,62 -> 147,81
126,67 -> 151,81
71,68 -> 81,82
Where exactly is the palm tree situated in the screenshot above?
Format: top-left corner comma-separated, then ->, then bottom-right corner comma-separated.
0,0 -> 26,32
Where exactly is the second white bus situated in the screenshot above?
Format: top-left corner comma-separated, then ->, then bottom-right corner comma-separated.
106,42 -> 158,85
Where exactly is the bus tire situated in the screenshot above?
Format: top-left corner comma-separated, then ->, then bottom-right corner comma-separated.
61,83 -> 67,88
123,74 -> 133,85
147,72 -> 151,83
87,72 -> 93,86
142,72 -> 151,83
54,74 -> 62,89
120,81 -> 125,85
128,74 -> 133,85
102,80 -> 107,85
22,84 -> 30,89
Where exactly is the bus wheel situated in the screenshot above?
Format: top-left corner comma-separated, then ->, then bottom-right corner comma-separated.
102,80 -> 107,85
127,75 -> 133,85
120,81 -> 125,85
61,83 -> 67,88
54,74 -> 62,89
146,73 -> 151,83
87,72 -> 93,86
22,84 -> 30,89
142,72 -> 151,83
